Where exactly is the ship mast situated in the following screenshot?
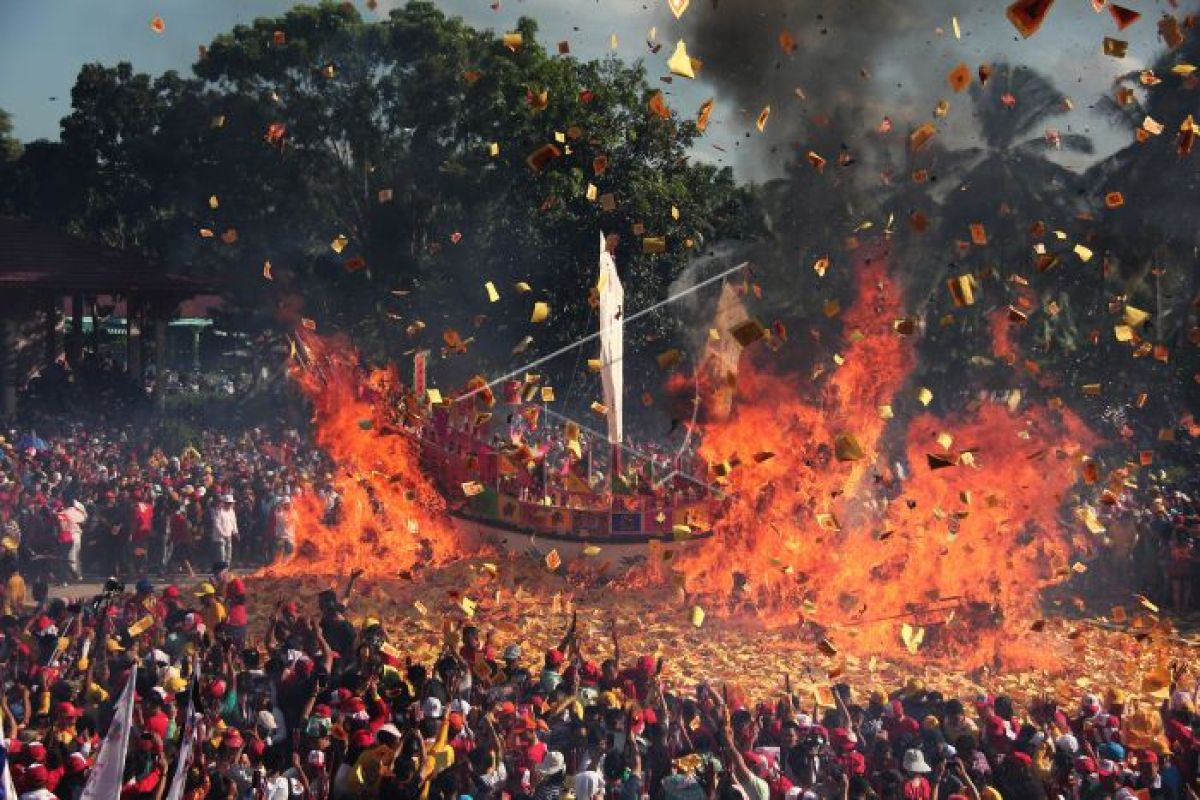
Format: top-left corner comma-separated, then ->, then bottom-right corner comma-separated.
597,232 -> 623,476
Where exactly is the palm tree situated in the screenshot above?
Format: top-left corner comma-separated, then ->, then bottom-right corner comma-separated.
920,63 -> 1094,388
1087,32 -> 1200,361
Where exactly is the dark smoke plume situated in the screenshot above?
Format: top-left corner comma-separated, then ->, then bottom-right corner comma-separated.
678,0 -> 946,163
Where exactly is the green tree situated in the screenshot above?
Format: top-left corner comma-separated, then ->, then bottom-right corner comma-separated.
185,1 -> 757,387
1,1 -> 759,407
0,108 -> 20,161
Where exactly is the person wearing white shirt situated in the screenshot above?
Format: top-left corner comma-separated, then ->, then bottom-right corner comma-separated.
57,500 -> 87,581
211,494 -> 239,565
272,497 -> 296,562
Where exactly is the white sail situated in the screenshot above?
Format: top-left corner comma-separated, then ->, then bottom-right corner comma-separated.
701,279 -> 749,421
706,279 -> 748,381
597,232 -> 623,445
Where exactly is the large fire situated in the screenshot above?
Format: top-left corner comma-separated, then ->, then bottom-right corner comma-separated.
277,241 -> 1102,668
672,244 -> 1099,668
264,333 -> 465,578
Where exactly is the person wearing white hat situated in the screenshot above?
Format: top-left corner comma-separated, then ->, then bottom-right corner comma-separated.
903,749 -> 932,774
272,495 -> 297,563
421,697 -> 444,720
211,490 -> 238,566
902,748 -> 933,800
533,751 -> 567,800
56,498 -> 87,582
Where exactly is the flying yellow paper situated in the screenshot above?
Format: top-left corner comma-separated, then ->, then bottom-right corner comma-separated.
668,41 -> 696,79
756,105 -> 771,132
900,623 -> 925,654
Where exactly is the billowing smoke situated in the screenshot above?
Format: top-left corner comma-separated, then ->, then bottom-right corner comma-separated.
676,0 -> 949,178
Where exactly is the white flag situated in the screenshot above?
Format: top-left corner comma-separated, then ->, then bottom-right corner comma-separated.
597,232 -> 624,445
164,686 -> 196,800
1,706 -> 18,800
81,662 -> 138,800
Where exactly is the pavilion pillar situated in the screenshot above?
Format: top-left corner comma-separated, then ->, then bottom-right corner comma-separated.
153,313 -> 169,412
68,293 -> 84,366
0,314 -> 17,420
89,295 -> 100,354
127,296 -> 142,380
43,295 -> 58,369
191,327 -> 201,372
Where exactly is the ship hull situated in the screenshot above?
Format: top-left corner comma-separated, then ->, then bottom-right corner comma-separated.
452,512 -> 715,565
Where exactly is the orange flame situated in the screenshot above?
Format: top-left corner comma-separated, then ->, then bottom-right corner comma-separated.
278,242 -> 1101,669
263,333 -> 465,578
673,243 -> 1099,668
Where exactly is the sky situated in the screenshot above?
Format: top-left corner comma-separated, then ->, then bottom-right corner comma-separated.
0,0 -> 1186,181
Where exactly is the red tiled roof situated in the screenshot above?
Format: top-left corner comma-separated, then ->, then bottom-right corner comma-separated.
0,217 -> 209,294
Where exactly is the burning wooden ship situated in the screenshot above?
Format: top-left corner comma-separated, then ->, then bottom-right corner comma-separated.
416,234 -> 719,562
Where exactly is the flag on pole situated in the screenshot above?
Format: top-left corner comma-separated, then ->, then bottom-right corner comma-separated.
80,663 -> 138,800
597,232 -> 624,445
164,664 -> 199,800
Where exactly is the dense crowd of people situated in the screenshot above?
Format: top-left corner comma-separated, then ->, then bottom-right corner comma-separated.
0,413 -> 1197,800
0,568 -> 1198,800
0,421 -> 334,587
1122,486 -> 1200,614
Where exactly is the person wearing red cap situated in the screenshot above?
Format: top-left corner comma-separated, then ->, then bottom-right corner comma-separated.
345,724 -> 403,799
21,763 -> 55,800
1132,749 -> 1164,797
884,701 -> 921,746
56,752 -> 91,800
614,652 -> 659,705
539,649 -> 566,695
224,577 -> 249,647
50,702 -> 82,746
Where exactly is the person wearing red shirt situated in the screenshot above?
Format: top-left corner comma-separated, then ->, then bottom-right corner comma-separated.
120,734 -> 166,800
163,504 -> 194,576
141,692 -> 171,742
900,749 -> 933,800
129,489 -> 154,574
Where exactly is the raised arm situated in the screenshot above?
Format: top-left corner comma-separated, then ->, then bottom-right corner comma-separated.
610,619 -> 621,670
954,760 -> 980,800
483,712 -> 504,762
341,568 -> 365,605
557,610 -> 578,654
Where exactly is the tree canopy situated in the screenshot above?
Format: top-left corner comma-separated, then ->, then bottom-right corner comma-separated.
1,1 -> 758,399
0,109 -> 20,161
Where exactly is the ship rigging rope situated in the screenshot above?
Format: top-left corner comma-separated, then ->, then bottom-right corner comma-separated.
455,261 -> 750,402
